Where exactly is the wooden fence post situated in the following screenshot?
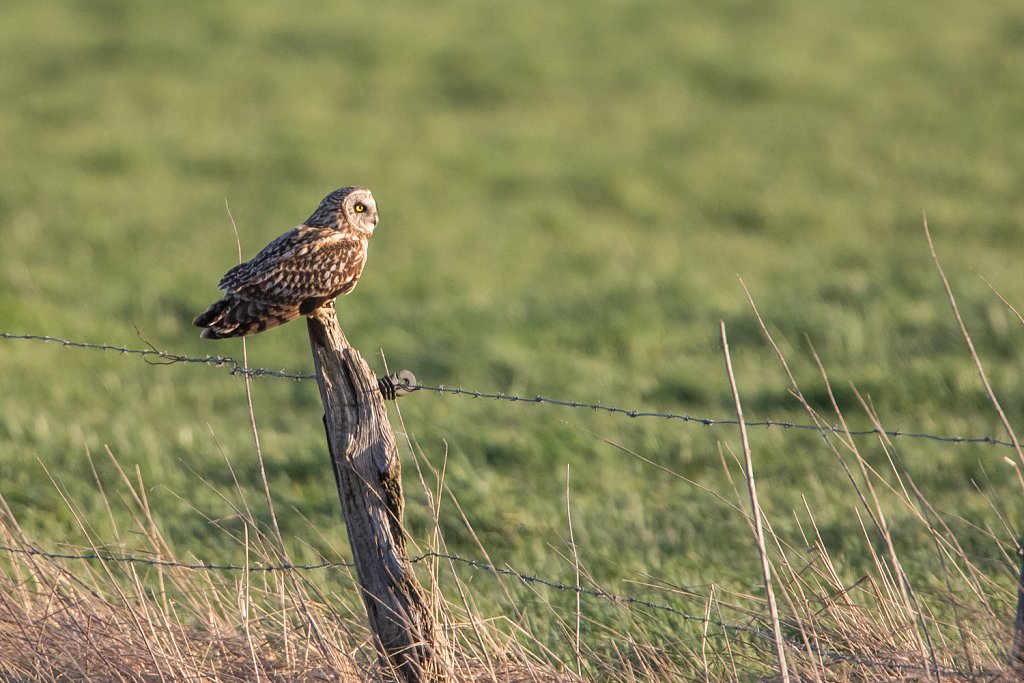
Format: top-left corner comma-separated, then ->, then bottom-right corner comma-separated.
306,305 -> 446,681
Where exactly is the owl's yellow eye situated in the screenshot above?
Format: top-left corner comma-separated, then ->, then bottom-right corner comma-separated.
354,203 -> 366,213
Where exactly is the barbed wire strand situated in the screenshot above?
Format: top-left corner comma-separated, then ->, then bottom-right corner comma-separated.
2,332 -> 1015,449
0,544 -> 988,678
0,332 -> 311,380
0,543 -> 758,633
416,383 -> 1016,448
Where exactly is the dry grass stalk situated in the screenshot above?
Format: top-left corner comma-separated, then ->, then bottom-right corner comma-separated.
719,320 -> 790,683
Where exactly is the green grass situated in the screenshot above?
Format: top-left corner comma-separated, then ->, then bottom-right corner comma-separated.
1,0 -> 1024,674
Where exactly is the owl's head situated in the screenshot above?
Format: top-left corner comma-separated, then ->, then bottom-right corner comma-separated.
306,186 -> 379,235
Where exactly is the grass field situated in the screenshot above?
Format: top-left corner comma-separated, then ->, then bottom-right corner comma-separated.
2,0 -> 1024,678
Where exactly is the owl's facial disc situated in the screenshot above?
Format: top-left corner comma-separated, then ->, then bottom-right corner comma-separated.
348,191 -> 378,234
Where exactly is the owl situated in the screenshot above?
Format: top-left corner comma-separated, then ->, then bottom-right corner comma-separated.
193,186 -> 379,339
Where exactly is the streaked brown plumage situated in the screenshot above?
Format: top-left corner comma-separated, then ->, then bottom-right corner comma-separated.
194,186 -> 379,339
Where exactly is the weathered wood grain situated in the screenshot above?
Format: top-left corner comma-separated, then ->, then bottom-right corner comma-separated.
307,306 -> 446,682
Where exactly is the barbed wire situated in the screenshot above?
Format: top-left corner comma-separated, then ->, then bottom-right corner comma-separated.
414,383 -> 1017,448
0,543 -> 351,571
0,332 -> 312,380
2,331 -> 1016,449
0,543 -> 989,678
0,543 -> 759,633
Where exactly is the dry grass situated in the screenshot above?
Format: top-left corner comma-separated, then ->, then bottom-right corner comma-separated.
0,379 -> 1018,682
0,462 -> 578,683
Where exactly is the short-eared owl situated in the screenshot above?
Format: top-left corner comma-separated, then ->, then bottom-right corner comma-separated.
194,186 -> 378,339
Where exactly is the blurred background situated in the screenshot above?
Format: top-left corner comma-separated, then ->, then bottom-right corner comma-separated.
1,0 -> 1023,600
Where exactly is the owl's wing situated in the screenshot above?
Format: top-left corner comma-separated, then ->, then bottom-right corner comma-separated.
218,226 -> 366,304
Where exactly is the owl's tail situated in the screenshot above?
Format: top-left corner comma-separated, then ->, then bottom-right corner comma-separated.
193,296 -> 300,339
